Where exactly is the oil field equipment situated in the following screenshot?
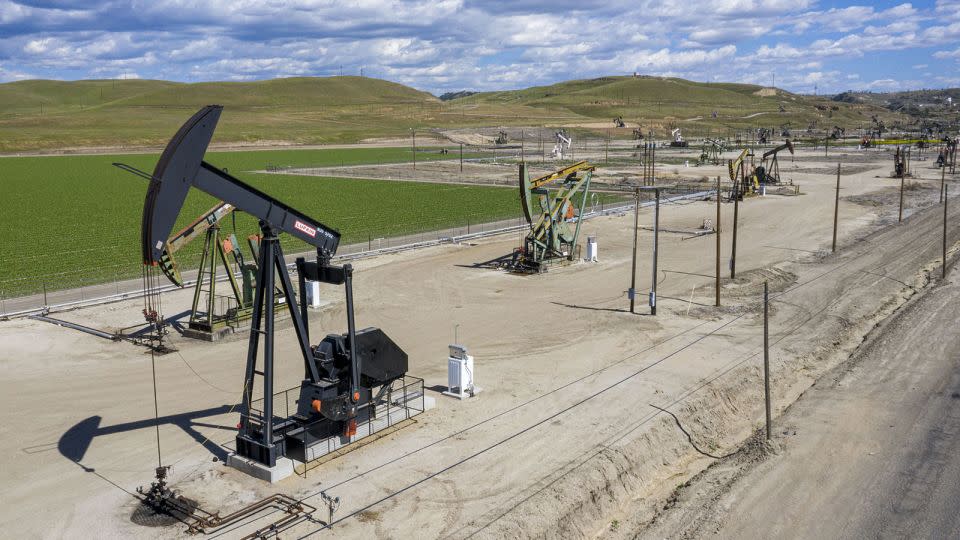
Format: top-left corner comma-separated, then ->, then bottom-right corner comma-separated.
670,128 -> 688,147
135,105 -> 422,472
757,127 -> 770,144
495,130 -> 509,145
154,201 -> 272,339
698,138 -> 726,165
443,344 -> 478,400
552,129 -> 572,159
894,145 -> 910,177
871,115 -> 886,139
755,139 -> 794,185
727,149 -> 758,200
513,160 -> 594,272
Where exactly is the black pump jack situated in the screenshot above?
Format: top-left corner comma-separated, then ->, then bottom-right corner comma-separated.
133,105 -> 407,467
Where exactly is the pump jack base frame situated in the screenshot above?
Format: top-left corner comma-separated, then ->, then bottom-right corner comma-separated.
182,298 -> 295,342
229,376 -> 432,482
507,244 -> 582,275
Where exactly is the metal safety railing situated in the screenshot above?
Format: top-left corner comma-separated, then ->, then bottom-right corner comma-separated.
241,376 -> 426,475
294,376 -> 425,477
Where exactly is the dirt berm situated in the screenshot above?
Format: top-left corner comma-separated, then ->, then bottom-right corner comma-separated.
474,188 -> 960,538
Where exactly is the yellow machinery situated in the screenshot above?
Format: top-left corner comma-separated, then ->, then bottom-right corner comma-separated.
727,149 -> 759,200
515,160 -> 595,272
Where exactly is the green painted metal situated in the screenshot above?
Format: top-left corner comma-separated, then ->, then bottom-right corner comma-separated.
515,161 -> 594,272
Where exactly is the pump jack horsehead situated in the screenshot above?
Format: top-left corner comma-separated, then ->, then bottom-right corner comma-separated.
136,105 -> 410,468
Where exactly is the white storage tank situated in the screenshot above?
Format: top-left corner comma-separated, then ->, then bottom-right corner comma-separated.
586,235 -> 598,262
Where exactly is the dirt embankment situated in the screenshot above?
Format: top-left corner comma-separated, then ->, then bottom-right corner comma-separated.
474,183 -> 960,539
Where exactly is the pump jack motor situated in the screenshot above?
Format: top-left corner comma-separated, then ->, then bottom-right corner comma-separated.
135,105 -> 410,467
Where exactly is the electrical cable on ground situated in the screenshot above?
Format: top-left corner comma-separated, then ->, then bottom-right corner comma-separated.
648,404 -> 742,460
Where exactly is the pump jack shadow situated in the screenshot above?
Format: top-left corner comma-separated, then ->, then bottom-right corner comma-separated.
455,252 -> 520,271
120,309 -> 191,337
58,405 -> 236,467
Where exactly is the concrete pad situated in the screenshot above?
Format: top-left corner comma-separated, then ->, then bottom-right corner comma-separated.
226,454 -> 294,483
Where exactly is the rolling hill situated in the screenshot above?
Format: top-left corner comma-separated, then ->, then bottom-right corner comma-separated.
0,75 -> 911,152
832,88 -> 960,127
450,75 -> 908,137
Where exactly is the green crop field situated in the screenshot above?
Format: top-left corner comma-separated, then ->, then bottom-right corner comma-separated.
0,146 -> 533,298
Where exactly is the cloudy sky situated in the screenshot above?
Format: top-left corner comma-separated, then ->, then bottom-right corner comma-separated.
1,0 -> 958,95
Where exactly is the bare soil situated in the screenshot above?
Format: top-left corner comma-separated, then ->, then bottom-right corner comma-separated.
1,147 -> 958,539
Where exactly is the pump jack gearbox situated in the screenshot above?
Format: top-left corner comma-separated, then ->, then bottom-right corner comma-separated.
135,105 -> 412,469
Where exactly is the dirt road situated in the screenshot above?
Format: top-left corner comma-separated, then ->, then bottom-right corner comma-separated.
632,261 -> 960,539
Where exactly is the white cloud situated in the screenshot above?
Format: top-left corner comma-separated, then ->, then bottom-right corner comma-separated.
933,47 -> 960,59
0,1 -> 956,94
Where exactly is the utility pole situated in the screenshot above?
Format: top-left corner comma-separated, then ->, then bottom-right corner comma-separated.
763,281 -> 772,441
941,164 -> 946,204
521,130 -> 525,163
731,164 -> 741,279
629,188 -> 640,314
459,143 -> 463,173
833,163 -> 841,252
716,176 -> 721,306
944,185 -> 949,280
641,187 -> 661,315
898,169 -> 905,223
652,189 -> 660,315
412,129 -> 416,171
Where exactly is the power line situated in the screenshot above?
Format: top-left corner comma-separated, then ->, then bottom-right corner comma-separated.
290,206 -> 941,538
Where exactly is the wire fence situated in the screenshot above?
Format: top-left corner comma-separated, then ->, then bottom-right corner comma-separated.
0,128 -> 767,317
0,190 -> 717,319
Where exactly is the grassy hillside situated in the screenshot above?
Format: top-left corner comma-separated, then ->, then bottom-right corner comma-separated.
832,88 -> 960,126
0,79 -> 180,115
452,76 -> 907,138
0,75 -> 913,151
0,76 -> 578,151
